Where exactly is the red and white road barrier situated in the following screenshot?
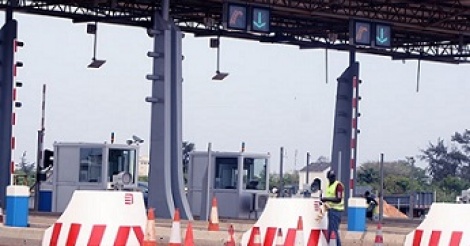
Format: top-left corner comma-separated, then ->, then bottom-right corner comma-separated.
42,191 -> 146,246
241,198 -> 328,246
404,203 -> 470,246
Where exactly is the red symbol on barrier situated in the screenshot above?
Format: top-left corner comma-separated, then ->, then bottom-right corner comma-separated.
48,223 -> 143,246
429,230 -> 441,246
124,193 -> 134,205
263,227 -> 277,246
88,225 -> 106,245
412,230 -> 464,246
307,229 -> 321,246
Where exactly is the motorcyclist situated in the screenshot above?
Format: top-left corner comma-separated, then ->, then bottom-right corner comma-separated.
364,191 -> 377,220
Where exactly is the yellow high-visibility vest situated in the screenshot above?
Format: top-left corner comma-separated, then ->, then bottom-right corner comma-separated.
325,181 -> 345,211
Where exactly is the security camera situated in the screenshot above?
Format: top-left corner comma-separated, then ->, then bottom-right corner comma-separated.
132,135 -> 144,143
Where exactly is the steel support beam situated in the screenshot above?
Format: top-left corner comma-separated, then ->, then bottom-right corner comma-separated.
0,16 -> 16,211
146,2 -> 192,220
330,61 -> 359,213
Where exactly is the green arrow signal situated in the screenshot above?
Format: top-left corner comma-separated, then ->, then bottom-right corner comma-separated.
253,12 -> 266,29
376,27 -> 388,44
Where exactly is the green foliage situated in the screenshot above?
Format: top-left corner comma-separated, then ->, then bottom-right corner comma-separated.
356,129 -> 470,202
356,160 -> 429,195
420,130 -> 470,183
269,171 -> 299,190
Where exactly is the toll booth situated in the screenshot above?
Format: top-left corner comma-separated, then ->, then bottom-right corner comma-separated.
50,142 -> 139,212
187,151 -> 270,219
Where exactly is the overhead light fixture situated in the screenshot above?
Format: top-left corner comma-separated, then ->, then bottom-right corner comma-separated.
87,22 -> 106,69
211,36 -> 229,81
212,71 -> 229,80
88,59 -> 106,68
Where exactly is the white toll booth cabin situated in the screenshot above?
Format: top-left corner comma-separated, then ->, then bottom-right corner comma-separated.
51,142 -> 139,212
187,151 -> 270,219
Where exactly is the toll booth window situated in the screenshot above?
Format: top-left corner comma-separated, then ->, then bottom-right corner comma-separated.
243,158 -> 267,190
108,149 -> 136,182
79,148 -> 103,183
214,157 -> 238,189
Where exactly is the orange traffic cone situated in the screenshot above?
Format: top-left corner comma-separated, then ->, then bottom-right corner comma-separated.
328,231 -> 337,246
208,197 -> 220,231
295,216 -> 304,246
247,226 -> 262,246
169,209 -> 182,246
183,222 -> 194,246
374,223 -> 384,246
224,224 -> 236,246
143,208 -> 157,246
275,228 -> 284,246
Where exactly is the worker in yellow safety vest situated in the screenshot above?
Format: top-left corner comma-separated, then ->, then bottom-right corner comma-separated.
321,170 -> 344,246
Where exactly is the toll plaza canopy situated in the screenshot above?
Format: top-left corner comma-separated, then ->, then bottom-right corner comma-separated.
1,0 -> 470,63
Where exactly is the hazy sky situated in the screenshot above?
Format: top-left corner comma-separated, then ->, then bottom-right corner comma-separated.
9,12 -> 470,173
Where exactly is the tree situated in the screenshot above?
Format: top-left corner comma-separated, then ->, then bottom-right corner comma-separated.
356,160 -> 429,194
420,139 -> 461,182
451,130 -> 470,180
357,166 -> 379,185
16,151 -> 35,176
14,151 -> 36,186
268,171 -> 299,190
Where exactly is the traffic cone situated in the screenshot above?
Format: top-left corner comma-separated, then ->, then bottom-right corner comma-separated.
143,208 -> 157,246
275,228 -> 284,246
295,216 -> 304,246
169,209 -> 182,246
374,223 -> 384,246
183,222 -> 194,246
224,224 -> 236,246
328,231 -> 337,246
247,226 -> 262,246
208,197 -> 220,231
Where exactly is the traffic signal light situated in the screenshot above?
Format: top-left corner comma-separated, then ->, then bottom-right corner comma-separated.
43,149 -> 53,169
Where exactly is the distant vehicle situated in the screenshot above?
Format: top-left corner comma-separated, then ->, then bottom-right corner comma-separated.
137,181 -> 148,207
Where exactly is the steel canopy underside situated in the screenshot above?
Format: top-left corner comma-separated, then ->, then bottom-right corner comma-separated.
1,0 -> 470,63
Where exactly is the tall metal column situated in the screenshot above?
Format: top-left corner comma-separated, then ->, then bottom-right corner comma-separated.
169,22 -> 192,220
330,61 -> 359,212
0,15 -> 17,210
146,0 -> 193,219
146,6 -> 175,219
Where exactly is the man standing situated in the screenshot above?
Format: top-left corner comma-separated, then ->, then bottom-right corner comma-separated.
321,170 -> 344,246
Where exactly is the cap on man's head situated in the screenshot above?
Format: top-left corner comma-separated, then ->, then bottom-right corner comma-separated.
327,170 -> 336,179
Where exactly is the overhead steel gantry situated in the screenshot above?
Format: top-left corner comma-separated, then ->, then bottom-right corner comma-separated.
1,0 -> 470,63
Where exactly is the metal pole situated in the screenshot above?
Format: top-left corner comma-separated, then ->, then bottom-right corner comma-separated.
306,152 -> 310,185
162,0 -> 169,20
408,157 -> 415,219
34,84 -> 46,211
205,142 -> 212,220
216,36 -> 220,72
379,153 -> 384,222
279,147 -> 284,197
92,23 -> 98,59
338,151 -> 342,183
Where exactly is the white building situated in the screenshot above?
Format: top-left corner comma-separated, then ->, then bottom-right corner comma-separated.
298,162 -> 330,193
138,156 -> 149,177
